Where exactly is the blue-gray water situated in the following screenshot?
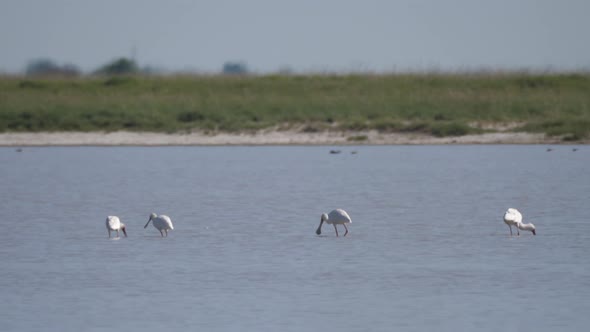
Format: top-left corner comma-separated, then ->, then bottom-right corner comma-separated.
1,145 -> 589,332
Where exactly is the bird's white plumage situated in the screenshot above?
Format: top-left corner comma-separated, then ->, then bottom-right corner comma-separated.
144,213 -> 174,237
153,215 -> 174,230
317,208 -> 351,237
503,208 -> 521,235
504,208 -> 522,224
324,209 -> 352,225
106,216 -> 121,231
106,216 -> 126,238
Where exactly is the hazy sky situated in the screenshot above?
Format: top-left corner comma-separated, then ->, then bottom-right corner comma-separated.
1,0 -> 589,73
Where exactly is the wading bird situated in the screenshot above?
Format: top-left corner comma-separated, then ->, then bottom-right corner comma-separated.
106,216 -> 127,238
144,213 -> 174,237
316,209 -> 351,237
503,208 -> 522,236
503,208 -> 536,235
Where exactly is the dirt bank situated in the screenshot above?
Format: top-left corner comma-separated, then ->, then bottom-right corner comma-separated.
1,130 -> 581,146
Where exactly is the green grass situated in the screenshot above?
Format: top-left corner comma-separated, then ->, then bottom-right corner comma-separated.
1,73 -> 589,139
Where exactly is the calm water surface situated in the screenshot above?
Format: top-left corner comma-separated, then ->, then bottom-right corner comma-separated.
1,145 -> 589,332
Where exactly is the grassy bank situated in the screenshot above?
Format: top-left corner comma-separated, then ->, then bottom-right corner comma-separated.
1,73 -> 589,140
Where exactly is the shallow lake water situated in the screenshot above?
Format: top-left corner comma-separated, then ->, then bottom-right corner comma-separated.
1,145 -> 589,332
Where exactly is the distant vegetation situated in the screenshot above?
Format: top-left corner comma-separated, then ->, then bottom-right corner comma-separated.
94,58 -> 139,76
23,57 -> 251,77
222,62 -> 249,75
26,57 -> 141,77
25,59 -> 81,77
1,73 -> 589,140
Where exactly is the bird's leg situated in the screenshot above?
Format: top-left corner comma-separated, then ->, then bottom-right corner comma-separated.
517,228 -> 520,236
164,229 -> 168,237
508,225 -> 512,236
343,224 -> 349,236
159,229 -> 164,237
333,224 -> 339,237
116,230 -> 120,238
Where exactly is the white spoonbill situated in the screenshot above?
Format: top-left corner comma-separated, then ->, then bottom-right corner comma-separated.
316,209 -> 351,237
503,208 -> 536,236
516,220 -> 536,235
503,208 -> 522,236
144,213 -> 174,237
106,216 -> 127,238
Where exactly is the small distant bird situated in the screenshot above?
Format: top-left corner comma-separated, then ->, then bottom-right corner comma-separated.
546,148 -> 553,152
572,148 -> 578,152
316,209 -> 351,237
330,150 -> 341,154
503,208 -> 536,236
503,208 -> 521,235
106,216 -> 127,238
144,213 -> 174,237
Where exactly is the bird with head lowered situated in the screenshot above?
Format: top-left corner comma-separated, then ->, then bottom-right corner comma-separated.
316,209 -> 351,237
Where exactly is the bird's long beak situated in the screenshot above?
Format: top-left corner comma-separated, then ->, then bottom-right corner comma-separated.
532,229 -> 536,235
144,219 -> 151,229
122,227 -> 127,237
316,220 -> 324,235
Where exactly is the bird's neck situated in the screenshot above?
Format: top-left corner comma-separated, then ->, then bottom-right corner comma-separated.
517,222 -> 534,230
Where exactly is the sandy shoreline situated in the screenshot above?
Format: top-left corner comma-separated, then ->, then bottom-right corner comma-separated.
1,130 -> 584,146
